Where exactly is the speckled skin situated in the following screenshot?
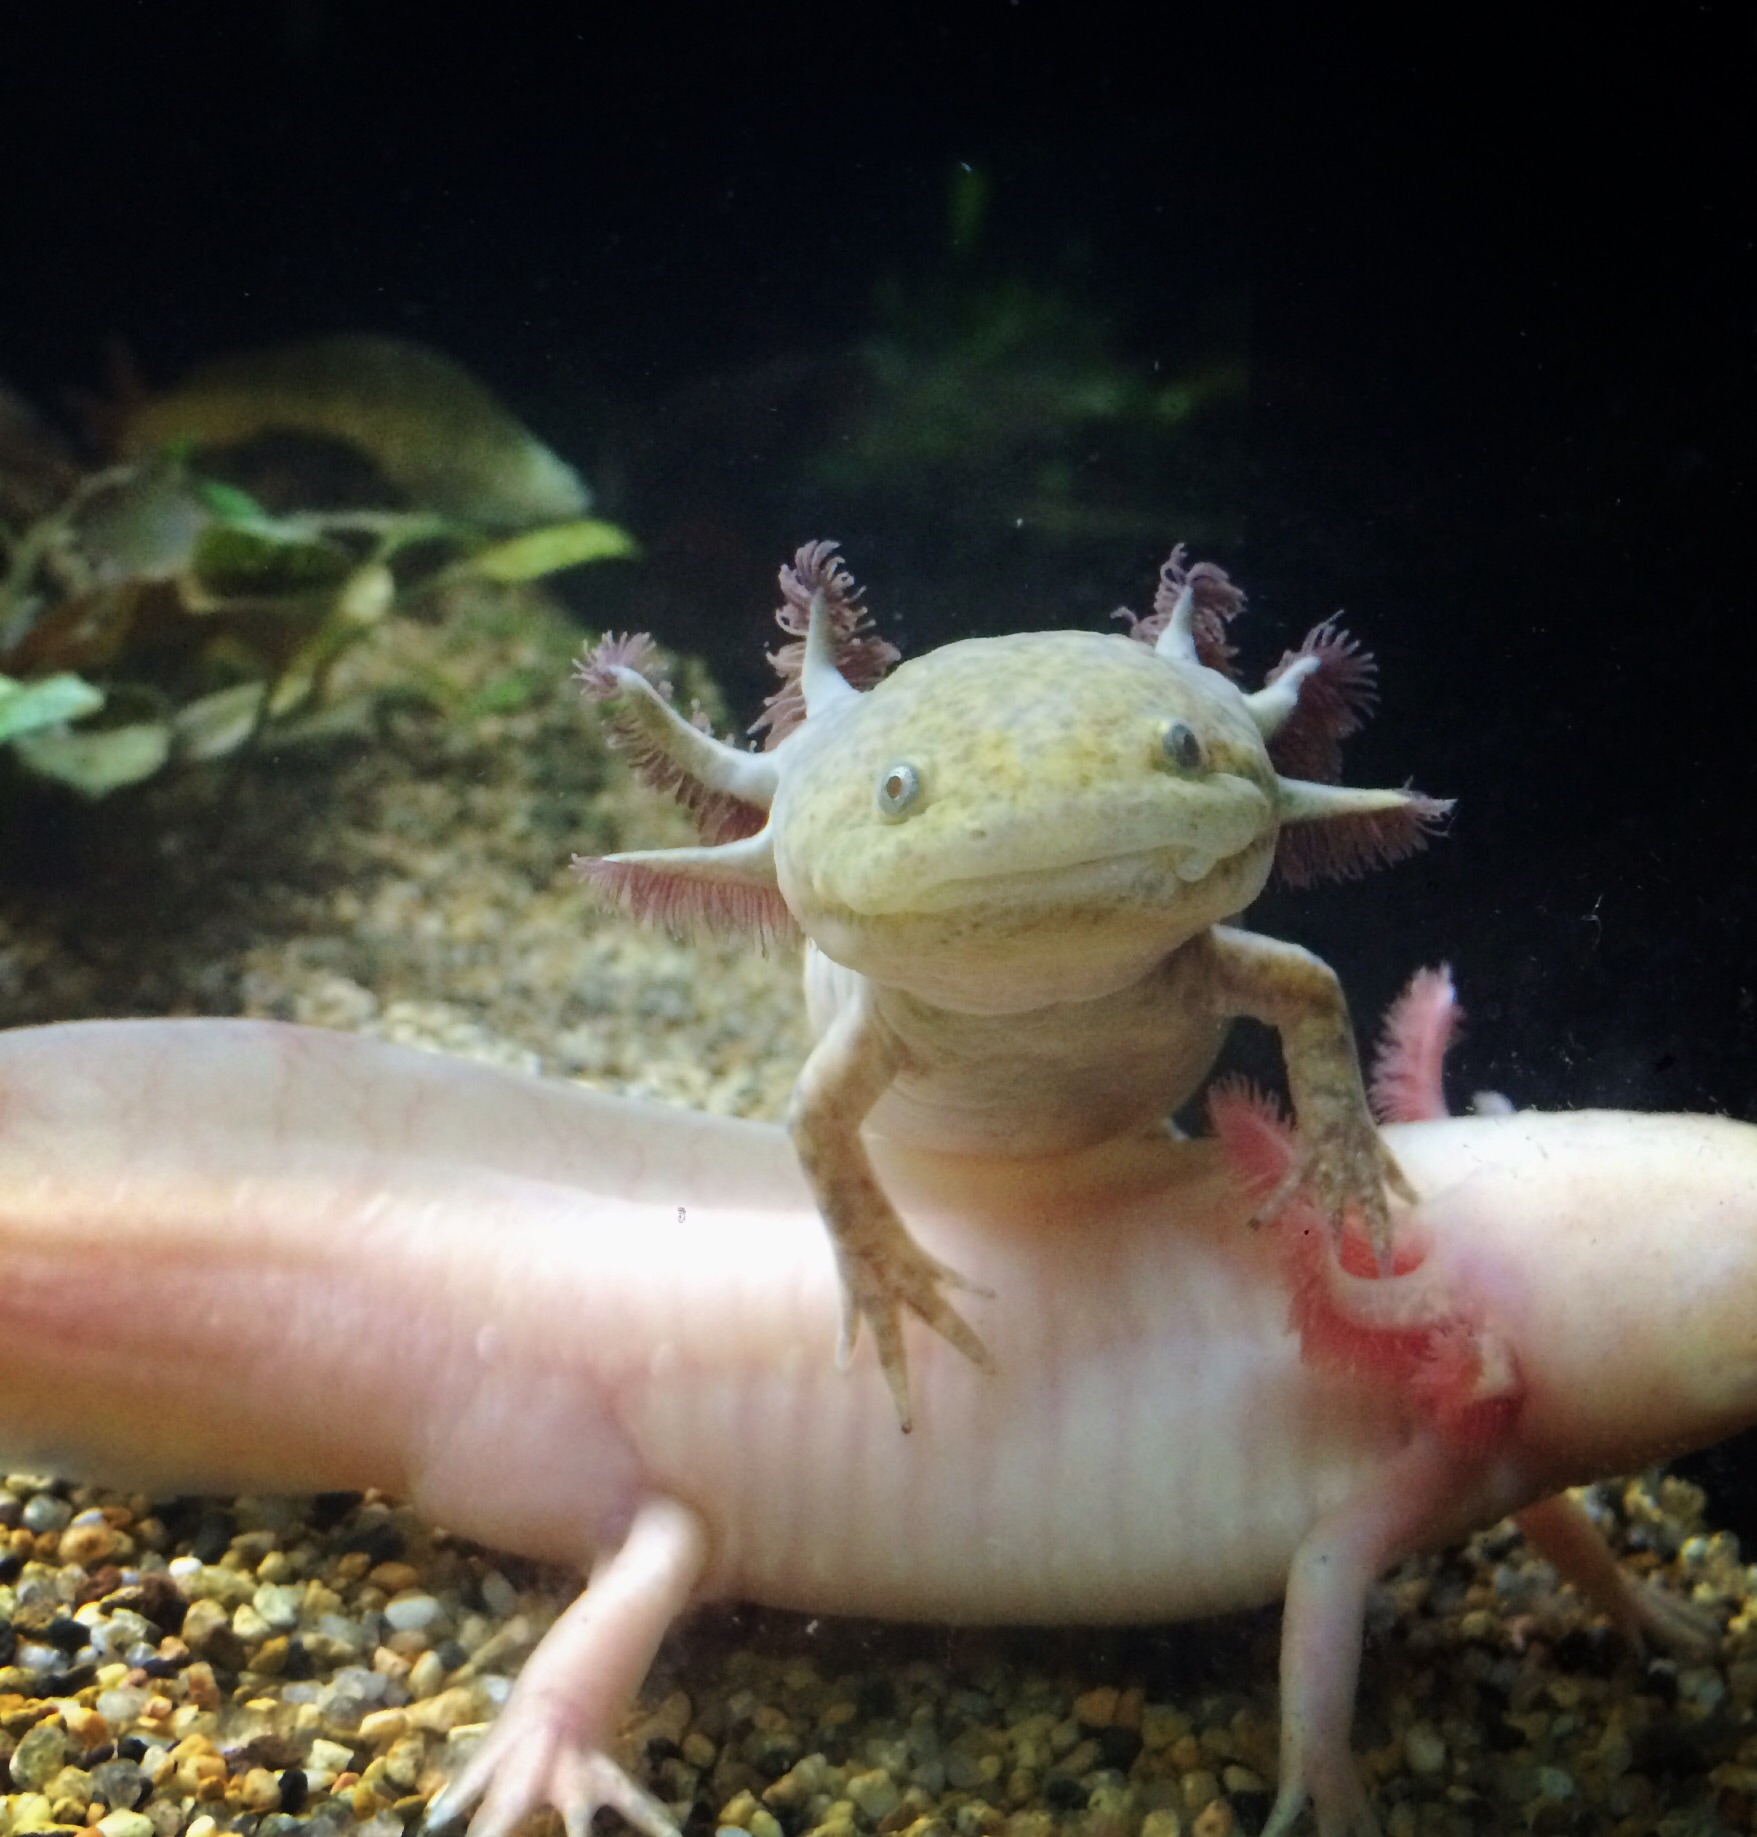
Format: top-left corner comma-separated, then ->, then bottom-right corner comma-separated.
773,633 -> 1281,998
2,1018 -> 1755,1837
580,583 -> 1433,1425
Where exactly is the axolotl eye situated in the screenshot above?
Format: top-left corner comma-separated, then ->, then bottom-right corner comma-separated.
1159,719 -> 1204,773
875,761 -> 923,818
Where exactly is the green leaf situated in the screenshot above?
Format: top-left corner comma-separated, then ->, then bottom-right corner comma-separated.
171,681 -> 268,762
13,720 -> 172,795
0,672 -> 106,744
462,518 -> 639,583
190,476 -> 271,524
458,671 -> 538,718
190,521 -> 355,599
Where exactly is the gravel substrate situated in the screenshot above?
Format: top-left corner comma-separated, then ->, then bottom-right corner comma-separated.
4,589 -> 1756,1836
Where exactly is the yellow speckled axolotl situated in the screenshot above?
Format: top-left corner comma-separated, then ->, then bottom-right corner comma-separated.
574,543 -> 1450,1427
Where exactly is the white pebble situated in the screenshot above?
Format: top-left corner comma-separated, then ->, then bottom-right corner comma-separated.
253,1582 -> 306,1630
479,1570 -> 519,1618
97,1814 -> 155,1837
384,1592 -> 446,1633
21,1493 -> 73,1534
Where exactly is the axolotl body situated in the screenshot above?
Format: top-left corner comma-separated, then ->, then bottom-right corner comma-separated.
1,1006 -> 1755,1837
576,544 -> 1449,1422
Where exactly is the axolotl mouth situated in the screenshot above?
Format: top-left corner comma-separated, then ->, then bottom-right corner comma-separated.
788,772 -> 1277,921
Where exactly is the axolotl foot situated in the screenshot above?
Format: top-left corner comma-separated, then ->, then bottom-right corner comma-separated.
1252,1108 -> 1416,1271
427,1498 -> 708,1837
1260,1774 -> 1382,1837
427,1729 -> 678,1837
834,1217 -> 996,1431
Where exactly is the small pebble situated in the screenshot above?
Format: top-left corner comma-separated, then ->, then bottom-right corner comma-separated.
1403,1722 -> 1446,1775
383,1591 -> 445,1633
5,1797 -> 54,1834
846,1769 -> 902,1821
478,1570 -> 519,1618
58,1520 -> 120,1566
382,1735 -> 427,1792
254,1583 -> 306,1630
21,1493 -> 74,1535
11,1718 -> 71,1787
234,1602 -> 274,1642
46,1760 -> 95,1818
61,1703 -> 111,1748
239,1768 -> 284,1812
89,1757 -> 149,1810
359,1706 -> 409,1745
1072,1686 -> 1119,1729
1180,1769 -> 1221,1814
367,1560 -> 423,1593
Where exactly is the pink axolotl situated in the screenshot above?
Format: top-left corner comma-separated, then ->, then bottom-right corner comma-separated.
2,985 -> 1755,1836
574,542 -> 1450,1425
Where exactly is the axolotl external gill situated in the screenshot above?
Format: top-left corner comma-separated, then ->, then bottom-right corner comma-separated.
574,543 -> 1451,1425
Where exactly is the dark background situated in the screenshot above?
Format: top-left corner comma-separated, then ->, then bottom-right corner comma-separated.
5,8 -> 1752,1481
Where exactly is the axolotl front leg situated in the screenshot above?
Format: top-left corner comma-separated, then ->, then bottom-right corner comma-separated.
1197,923 -> 1415,1264
788,977 -> 995,1429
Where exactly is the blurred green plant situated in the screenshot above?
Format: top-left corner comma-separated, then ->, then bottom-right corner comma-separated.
0,340 -> 635,798
821,272 -> 1246,541
804,161 -> 1248,573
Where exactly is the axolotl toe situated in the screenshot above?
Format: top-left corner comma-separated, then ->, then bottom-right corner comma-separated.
575,543 -> 1450,1426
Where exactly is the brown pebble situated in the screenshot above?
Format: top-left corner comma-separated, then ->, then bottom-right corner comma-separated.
368,1561 -> 424,1593
238,1768 -> 282,1813
382,1735 -> 427,1792
179,1600 -> 229,1651
252,1635 -> 289,1676
61,1706 -> 110,1749
1180,1770 -> 1220,1814
184,1663 -> 221,1712
180,1754 -> 226,1797
405,1687 -> 482,1734
1073,1687 -> 1120,1729
58,1523 -> 119,1567
1190,1804 -> 1235,1837
359,1707 -> 409,1745
74,1564 -> 127,1606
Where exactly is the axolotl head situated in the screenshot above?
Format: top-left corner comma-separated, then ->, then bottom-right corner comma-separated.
574,557 -> 1441,1013
771,627 -> 1291,1010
